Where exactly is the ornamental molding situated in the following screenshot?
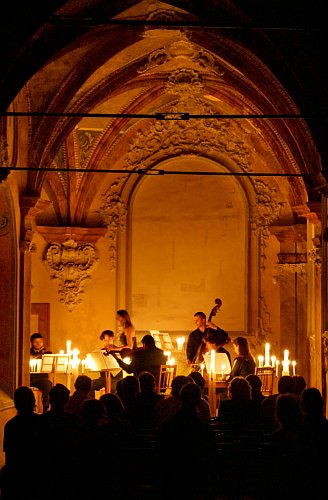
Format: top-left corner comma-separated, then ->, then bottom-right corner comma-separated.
322,331 -> 328,372
256,295 -> 272,344
98,178 -> 127,271
0,215 -> 9,236
275,262 -> 306,276
0,135 -> 8,167
127,110 -> 251,173
44,239 -> 98,311
139,35 -> 225,77
250,180 -> 285,270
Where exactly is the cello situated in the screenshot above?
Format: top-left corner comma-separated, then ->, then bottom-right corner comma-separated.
193,298 -> 222,364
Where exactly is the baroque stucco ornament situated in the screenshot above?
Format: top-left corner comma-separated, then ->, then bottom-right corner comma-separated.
98,178 -> 127,271
45,239 -> 98,311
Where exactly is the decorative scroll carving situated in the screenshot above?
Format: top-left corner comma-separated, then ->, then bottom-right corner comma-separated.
166,68 -> 204,99
308,333 -> 316,364
54,146 -> 68,195
127,115 -> 251,172
322,331 -> 328,372
0,135 -> 8,166
75,129 -> 101,169
256,295 -> 272,344
250,180 -> 285,270
275,262 -> 307,276
0,215 -> 9,235
45,239 -> 98,311
139,36 -> 224,76
98,178 -> 127,271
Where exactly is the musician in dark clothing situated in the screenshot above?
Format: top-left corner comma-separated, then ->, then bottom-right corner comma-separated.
91,329 -> 122,394
110,334 -> 166,385
187,311 -> 230,366
30,332 -> 52,412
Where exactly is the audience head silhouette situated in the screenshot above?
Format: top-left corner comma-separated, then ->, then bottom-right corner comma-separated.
100,393 -> 124,417
171,375 -> 190,397
14,386 -> 35,414
49,383 -> 70,410
80,398 -> 106,426
275,393 -> 303,429
228,376 -> 251,401
138,371 -> 156,392
292,375 -> 307,395
179,382 -> 201,409
278,375 -> 294,394
301,387 -> 324,416
246,374 -> 262,392
188,371 -> 206,390
74,375 -> 92,392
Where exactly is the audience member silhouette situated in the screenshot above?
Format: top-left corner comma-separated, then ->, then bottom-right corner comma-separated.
99,392 -> 137,448
155,375 -> 190,423
116,375 -> 140,422
127,371 -> 164,429
301,387 -> 328,496
246,373 -> 265,423
261,375 -> 295,432
1,386 -> 41,499
65,374 -> 93,416
39,383 -> 81,499
218,376 -> 257,429
78,398 -> 120,498
188,371 -> 211,422
265,393 -> 307,498
155,382 -> 216,500
292,375 -> 307,396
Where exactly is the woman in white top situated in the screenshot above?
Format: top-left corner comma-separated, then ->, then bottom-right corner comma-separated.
116,309 -> 137,350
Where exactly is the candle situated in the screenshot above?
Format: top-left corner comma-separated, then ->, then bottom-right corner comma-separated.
258,355 -> 264,368
210,349 -> 216,373
164,351 -> 171,365
292,360 -> 296,376
264,343 -> 271,367
30,359 -> 37,372
209,350 -> 217,417
81,360 -> 85,374
66,340 -> 72,357
271,356 -> 276,368
176,337 -> 185,351
221,363 -> 226,379
275,360 -> 280,377
200,363 -> 205,377
169,357 -> 175,366
282,349 -> 290,375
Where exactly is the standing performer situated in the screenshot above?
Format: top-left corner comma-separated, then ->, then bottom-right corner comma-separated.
116,309 -> 137,349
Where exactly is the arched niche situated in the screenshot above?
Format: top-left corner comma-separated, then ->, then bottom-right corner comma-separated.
126,157 -> 249,333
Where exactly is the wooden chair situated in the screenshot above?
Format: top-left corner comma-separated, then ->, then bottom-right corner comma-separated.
255,367 -> 275,396
158,364 -> 177,396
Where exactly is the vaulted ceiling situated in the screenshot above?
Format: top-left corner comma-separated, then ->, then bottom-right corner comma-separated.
1,0 -> 327,227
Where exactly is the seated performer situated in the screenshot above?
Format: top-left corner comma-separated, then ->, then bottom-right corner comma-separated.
110,334 -> 166,386
29,333 -> 52,412
91,330 -> 122,394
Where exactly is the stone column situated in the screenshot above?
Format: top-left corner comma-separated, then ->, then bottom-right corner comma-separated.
18,196 -> 51,386
270,225 -> 308,380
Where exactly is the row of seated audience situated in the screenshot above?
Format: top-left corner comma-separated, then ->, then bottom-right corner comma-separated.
1,372 -> 327,499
